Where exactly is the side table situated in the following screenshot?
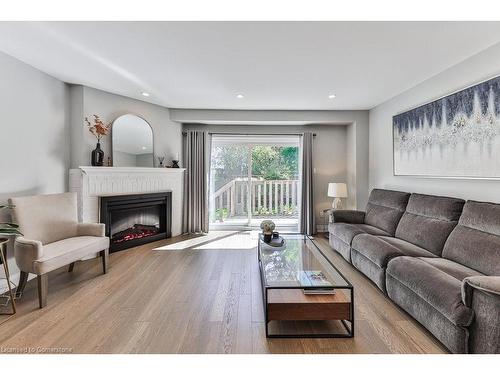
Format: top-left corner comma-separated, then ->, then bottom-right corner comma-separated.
0,238 -> 16,316
322,208 -> 334,239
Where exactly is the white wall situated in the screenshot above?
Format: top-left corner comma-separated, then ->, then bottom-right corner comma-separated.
369,42 -> 500,203
183,122 -> 350,231
0,51 -> 69,287
346,122 -> 357,208
70,86 -> 182,168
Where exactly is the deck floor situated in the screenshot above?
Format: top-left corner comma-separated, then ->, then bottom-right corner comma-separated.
210,216 -> 299,231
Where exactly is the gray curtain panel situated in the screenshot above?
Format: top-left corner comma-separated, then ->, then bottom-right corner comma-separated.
182,131 -> 209,233
300,132 -> 315,235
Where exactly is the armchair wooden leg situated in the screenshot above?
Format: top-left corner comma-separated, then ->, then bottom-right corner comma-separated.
68,262 -> 76,272
101,248 -> 109,274
16,271 -> 29,298
37,274 -> 48,309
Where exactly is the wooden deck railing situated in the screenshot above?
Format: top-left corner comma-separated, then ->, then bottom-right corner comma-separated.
213,177 -> 299,216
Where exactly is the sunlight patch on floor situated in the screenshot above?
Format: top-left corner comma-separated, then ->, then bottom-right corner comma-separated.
193,231 -> 260,250
153,231 -> 240,251
153,231 -> 261,251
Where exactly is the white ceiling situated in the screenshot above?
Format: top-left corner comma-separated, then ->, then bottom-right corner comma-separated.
1,21 -> 500,110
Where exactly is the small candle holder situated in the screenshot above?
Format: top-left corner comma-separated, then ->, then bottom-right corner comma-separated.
157,156 -> 165,168
172,160 -> 180,168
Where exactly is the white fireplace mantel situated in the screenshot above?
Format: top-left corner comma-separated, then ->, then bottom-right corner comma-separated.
77,166 -> 186,174
69,166 -> 185,236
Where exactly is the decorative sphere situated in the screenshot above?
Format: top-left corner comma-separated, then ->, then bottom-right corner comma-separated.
260,220 -> 275,234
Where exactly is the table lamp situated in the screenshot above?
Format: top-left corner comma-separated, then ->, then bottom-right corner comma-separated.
328,182 -> 347,209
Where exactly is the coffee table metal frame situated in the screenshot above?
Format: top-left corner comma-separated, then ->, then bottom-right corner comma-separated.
258,235 -> 354,338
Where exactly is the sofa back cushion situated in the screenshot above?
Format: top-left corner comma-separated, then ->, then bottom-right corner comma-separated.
364,189 -> 410,235
442,201 -> 500,275
395,194 -> 464,256
10,192 -> 79,245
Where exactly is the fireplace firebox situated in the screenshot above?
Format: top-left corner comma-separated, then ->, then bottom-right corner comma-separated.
100,192 -> 172,252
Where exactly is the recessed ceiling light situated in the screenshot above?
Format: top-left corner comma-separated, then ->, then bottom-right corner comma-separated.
328,94 -> 336,99
141,92 -> 150,97
236,94 -> 244,99
142,146 -> 147,150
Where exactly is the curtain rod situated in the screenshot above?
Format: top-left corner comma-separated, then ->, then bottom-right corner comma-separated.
182,131 -> 316,136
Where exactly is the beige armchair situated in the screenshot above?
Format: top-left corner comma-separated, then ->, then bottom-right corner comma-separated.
9,192 -> 109,308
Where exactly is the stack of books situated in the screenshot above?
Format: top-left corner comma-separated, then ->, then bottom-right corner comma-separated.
299,271 -> 335,295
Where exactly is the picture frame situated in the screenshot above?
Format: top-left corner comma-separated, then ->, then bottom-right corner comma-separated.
393,74 -> 500,179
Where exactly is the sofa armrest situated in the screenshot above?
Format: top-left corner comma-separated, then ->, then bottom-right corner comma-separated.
462,276 -> 500,305
14,237 -> 44,273
77,223 -> 105,237
462,276 -> 500,353
14,237 -> 44,260
331,210 -> 365,224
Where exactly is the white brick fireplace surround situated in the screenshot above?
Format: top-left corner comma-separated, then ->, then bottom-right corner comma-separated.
69,167 -> 185,237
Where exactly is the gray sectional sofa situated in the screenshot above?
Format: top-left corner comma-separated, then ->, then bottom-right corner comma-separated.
328,188 -> 500,354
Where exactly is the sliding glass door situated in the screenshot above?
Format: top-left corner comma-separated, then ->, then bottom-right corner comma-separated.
209,135 -> 301,231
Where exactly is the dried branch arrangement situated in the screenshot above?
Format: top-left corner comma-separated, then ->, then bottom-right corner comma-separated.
85,115 -> 112,141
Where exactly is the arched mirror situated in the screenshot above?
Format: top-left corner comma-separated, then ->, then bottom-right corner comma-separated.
112,114 -> 154,167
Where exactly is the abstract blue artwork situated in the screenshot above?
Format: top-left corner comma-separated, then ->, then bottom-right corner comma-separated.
393,75 -> 500,178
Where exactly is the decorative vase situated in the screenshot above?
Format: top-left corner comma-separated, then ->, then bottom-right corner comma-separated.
91,142 -> 104,166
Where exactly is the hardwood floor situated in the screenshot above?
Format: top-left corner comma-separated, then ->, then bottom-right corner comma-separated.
0,232 -> 447,354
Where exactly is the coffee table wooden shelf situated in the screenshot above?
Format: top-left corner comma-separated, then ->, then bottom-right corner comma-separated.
258,234 -> 354,338
267,289 -> 351,321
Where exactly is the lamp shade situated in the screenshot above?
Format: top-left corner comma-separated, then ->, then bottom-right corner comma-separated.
328,183 -> 348,198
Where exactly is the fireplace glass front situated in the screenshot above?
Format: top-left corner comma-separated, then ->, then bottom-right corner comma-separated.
110,206 -> 161,244
100,192 -> 172,252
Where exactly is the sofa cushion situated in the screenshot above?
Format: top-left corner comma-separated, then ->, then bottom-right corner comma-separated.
395,194 -> 464,256
329,223 -> 389,245
351,248 -> 387,291
442,201 -> 500,275
350,234 -> 437,293
364,189 -> 410,236
386,256 -> 472,353
386,256 -> 474,327
351,234 -> 436,268
377,237 -> 439,258
32,236 -> 110,274
459,201 -> 500,236
418,257 -> 483,281
329,235 -> 352,263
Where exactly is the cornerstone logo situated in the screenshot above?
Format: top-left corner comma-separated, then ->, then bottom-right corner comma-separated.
0,347 -> 73,354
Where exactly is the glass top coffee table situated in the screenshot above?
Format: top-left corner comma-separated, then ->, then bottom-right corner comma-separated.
258,234 -> 354,338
